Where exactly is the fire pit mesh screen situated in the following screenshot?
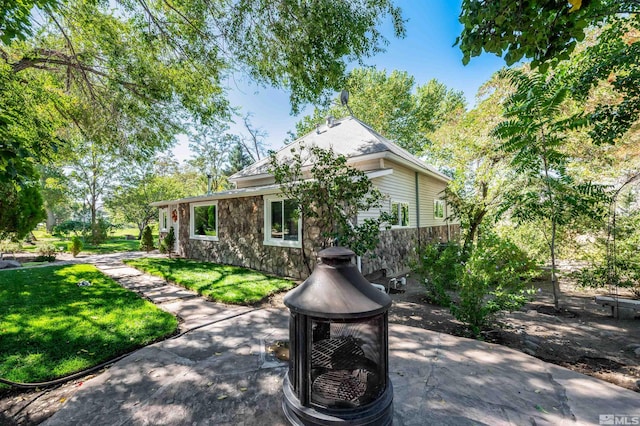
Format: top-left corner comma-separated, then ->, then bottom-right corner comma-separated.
310,317 -> 385,408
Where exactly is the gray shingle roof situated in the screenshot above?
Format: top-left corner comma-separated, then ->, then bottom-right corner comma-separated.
229,116 -> 448,181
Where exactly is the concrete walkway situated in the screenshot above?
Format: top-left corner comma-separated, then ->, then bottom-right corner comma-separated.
40,253 -> 640,425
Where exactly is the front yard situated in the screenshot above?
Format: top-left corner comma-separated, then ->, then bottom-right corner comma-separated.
0,264 -> 177,386
124,257 -> 296,304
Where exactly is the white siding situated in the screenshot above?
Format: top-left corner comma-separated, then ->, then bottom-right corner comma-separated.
419,174 -> 449,227
358,161 -> 417,228
357,160 -> 455,228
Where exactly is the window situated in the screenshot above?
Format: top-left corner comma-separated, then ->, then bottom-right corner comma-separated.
190,201 -> 218,241
391,201 -> 410,227
264,195 -> 301,247
159,208 -> 169,232
434,199 -> 445,219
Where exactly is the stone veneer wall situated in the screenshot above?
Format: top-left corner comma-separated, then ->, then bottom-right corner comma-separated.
161,196 -> 460,280
361,224 -> 461,277
177,196 -> 317,280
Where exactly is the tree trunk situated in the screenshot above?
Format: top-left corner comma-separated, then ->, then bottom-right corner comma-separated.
46,207 -> 56,233
137,222 -> 145,240
548,226 -> 561,311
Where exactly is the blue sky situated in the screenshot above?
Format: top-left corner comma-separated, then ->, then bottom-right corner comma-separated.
173,0 -> 506,161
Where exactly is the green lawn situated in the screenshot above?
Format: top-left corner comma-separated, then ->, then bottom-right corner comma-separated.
22,227 -> 151,255
0,264 -> 177,386
124,258 -> 295,304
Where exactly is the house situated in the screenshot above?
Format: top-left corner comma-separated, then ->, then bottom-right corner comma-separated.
151,116 -> 459,279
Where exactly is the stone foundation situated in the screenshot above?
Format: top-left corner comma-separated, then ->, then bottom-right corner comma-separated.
361,224 -> 460,277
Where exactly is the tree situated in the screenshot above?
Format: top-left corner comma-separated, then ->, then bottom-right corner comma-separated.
160,226 -> 175,258
105,165 -> 188,239
226,142 -> 253,176
1,0 -> 406,181
457,4 -> 640,146
0,180 -> 45,240
428,74 -> 513,254
294,68 -> 465,155
187,122 -> 237,192
68,139 -> 118,244
492,69 -> 606,310
0,0 -> 61,43
269,144 -> 391,273
39,165 -> 71,232
140,225 -> 154,252
456,0 -> 637,68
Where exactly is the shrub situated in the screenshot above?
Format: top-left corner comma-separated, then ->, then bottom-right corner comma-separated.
451,235 -> 538,334
416,235 -> 538,335
414,242 -> 464,306
36,243 -> 58,262
160,227 -> 175,258
140,226 -> 155,252
68,236 -> 83,257
0,240 -> 22,257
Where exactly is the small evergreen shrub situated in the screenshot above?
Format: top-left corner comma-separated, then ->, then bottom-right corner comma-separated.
140,226 -> 155,252
68,236 -> 83,257
160,227 -> 175,258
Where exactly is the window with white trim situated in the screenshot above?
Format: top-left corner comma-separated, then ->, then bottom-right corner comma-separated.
159,208 -> 169,232
434,199 -> 445,219
264,195 -> 301,247
391,201 -> 410,227
190,201 -> 218,241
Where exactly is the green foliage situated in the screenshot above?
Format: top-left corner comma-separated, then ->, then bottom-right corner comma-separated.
269,144 -> 390,257
225,142 -> 253,176
415,242 -> 461,306
140,226 -> 155,253
161,227 -> 176,257
0,0 -> 60,43
35,243 -> 57,262
458,4 -> 640,146
0,264 -> 177,385
573,206 -> 640,294
89,218 -> 111,245
0,240 -> 21,256
294,68 -> 465,155
54,220 -> 87,236
493,68 -> 608,308
225,1 -> 405,112
416,236 -> 537,335
0,180 -> 46,240
2,0 -> 406,189
68,235 -> 83,257
124,258 -> 295,305
456,0 -> 625,69
561,16 -> 640,145
104,163 -> 188,239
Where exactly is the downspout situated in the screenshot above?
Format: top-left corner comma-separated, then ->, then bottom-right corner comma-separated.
415,172 -> 421,248
446,202 -> 451,241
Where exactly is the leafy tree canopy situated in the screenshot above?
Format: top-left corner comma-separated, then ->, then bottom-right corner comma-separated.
457,0 -> 638,69
0,180 -> 46,240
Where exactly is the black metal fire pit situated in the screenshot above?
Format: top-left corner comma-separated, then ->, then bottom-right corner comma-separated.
282,247 -> 393,425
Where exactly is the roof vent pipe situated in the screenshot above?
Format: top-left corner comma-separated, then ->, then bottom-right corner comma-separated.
326,115 -> 335,128
206,174 -> 212,195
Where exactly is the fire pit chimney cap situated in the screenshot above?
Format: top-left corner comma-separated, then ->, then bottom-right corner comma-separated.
318,247 -> 354,262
